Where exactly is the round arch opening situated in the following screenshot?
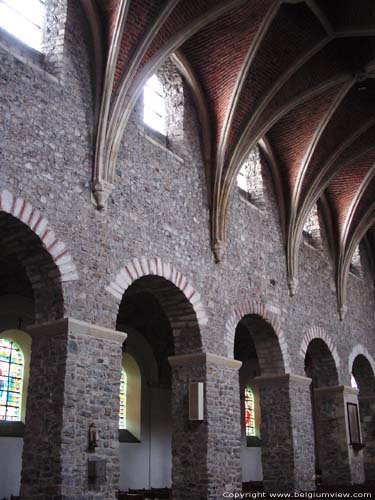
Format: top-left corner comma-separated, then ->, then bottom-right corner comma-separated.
351,354 -> 375,482
115,274 -> 202,496
304,337 -> 341,485
0,210 -> 64,499
234,314 -> 285,493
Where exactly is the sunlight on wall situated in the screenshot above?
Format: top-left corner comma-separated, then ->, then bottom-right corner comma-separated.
144,75 -> 166,135
0,0 -> 45,51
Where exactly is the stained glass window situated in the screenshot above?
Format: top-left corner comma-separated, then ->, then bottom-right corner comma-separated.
0,339 -> 24,421
119,368 -> 127,429
245,386 -> 256,437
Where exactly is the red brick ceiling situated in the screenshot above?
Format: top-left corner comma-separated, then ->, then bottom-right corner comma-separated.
327,149 -> 375,235
93,0 -> 375,266
316,0 -> 375,31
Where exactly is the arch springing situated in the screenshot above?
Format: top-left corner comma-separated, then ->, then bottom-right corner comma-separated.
0,338 -> 24,421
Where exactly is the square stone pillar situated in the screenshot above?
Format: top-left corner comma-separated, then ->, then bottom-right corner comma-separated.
256,373 -> 315,492
169,352 -> 242,500
359,395 -> 375,481
313,385 -> 365,485
20,318 -> 126,500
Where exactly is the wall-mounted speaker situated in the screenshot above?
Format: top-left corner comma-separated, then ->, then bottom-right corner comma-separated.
189,382 -> 204,421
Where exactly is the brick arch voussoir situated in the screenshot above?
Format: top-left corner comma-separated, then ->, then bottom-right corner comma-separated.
106,257 -> 208,330
0,189 -> 79,284
299,326 -> 341,370
225,299 -> 291,372
348,344 -> 375,377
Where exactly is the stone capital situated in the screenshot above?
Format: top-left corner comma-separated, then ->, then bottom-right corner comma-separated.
27,317 -> 127,344
212,239 -> 228,263
256,373 -> 312,387
358,394 -> 375,403
91,179 -> 114,210
287,276 -> 298,296
168,351 -> 242,370
314,385 -> 359,396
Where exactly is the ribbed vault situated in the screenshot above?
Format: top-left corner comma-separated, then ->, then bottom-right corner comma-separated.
81,0 -> 375,317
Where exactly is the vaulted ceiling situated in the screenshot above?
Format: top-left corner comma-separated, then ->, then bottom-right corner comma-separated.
81,0 -> 375,318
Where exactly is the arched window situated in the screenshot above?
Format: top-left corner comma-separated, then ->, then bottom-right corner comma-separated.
350,245 -> 363,279
303,204 -> 322,250
0,339 -> 24,421
119,369 -> 127,430
0,0 -> 46,51
237,146 -> 264,208
245,386 -> 256,437
118,353 -> 141,441
143,74 -> 166,135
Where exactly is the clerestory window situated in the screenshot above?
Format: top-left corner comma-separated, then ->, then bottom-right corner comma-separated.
0,0 -> 46,51
237,146 -> 264,208
303,204 -> 322,250
350,245 -> 363,279
143,74 -> 166,135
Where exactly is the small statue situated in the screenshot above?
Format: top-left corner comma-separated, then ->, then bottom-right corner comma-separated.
88,423 -> 97,452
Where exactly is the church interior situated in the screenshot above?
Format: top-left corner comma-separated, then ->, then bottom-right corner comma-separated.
0,0 -> 375,498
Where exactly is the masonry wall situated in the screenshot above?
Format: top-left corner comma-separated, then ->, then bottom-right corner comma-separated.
1,0 -> 374,375
1,3 -> 374,370
0,0 -> 375,492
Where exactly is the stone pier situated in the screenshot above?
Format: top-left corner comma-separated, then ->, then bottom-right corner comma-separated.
313,385 -> 365,485
257,373 -> 315,492
20,318 -> 126,500
169,352 -> 242,500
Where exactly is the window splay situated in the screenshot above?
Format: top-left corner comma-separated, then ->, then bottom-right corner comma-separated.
0,0 -> 45,51
303,204 -> 322,250
350,245 -> 363,279
143,74 -> 166,135
237,146 -> 264,208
